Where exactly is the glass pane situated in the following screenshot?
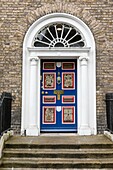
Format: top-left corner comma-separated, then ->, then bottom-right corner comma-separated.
68,35 -> 82,44
34,41 -> 49,47
33,23 -> 85,48
66,29 -> 76,41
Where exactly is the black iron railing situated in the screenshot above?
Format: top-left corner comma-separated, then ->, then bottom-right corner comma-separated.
0,92 -> 12,135
105,93 -> 113,133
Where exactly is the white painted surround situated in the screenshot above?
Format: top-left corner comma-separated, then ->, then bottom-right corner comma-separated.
22,13 -> 96,136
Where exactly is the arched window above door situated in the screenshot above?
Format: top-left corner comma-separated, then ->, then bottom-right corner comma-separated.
33,23 -> 86,48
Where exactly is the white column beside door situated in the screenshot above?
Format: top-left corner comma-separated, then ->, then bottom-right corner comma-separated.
26,57 -> 39,136
79,55 -> 91,135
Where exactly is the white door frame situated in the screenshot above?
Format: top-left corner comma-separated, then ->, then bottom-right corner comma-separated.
22,13 -> 96,136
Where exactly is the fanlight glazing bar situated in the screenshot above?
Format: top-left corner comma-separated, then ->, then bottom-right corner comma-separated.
33,23 -> 85,48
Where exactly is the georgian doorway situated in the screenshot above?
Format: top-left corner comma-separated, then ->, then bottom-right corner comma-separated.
22,13 -> 96,136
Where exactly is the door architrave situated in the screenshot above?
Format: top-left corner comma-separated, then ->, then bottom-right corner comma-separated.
22,13 -> 96,136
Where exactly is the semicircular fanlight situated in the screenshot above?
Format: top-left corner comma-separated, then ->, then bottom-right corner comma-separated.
33,23 -> 85,48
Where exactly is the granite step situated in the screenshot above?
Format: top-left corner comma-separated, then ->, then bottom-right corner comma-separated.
2,157 -> 113,168
3,148 -> 113,159
5,143 -> 113,149
1,135 -> 113,169
4,135 -> 113,149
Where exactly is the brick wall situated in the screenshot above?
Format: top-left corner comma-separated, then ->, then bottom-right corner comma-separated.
0,0 -> 113,134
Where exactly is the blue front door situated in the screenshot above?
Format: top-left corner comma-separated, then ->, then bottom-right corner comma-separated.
40,60 -> 77,132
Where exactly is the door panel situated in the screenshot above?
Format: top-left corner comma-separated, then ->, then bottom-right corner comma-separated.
40,60 -> 77,132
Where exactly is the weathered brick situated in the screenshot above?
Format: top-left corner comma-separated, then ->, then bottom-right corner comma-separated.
0,0 -> 113,134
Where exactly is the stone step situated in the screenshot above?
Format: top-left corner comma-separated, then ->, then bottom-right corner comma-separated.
2,157 -> 113,168
4,135 -> 113,149
3,148 -> 113,159
5,143 -> 113,149
1,135 -> 113,169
